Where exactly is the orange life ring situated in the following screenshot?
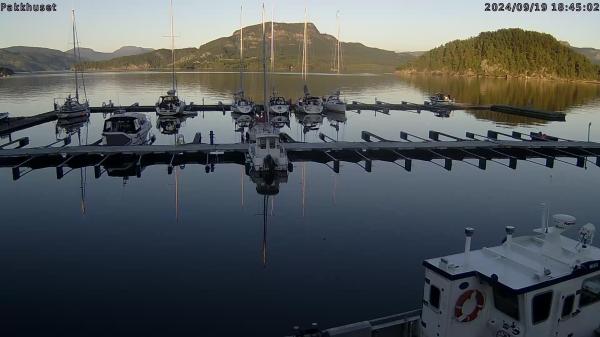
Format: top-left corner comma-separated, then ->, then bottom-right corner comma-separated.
454,289 -> 485,322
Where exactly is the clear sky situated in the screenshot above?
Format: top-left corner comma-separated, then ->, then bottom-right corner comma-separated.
0,0 -> 599,52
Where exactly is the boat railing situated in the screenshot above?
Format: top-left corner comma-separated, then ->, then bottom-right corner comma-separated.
324,309 -> 422,337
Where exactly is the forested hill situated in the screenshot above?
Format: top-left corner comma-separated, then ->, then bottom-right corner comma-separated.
397,29 -> 600,81
81,22 -> 415,73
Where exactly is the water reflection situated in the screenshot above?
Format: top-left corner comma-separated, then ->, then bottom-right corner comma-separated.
157,113 -> 197,135
396,73 -> 600,113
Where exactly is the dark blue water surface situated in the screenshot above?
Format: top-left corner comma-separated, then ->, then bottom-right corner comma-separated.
1,72 -> 600,336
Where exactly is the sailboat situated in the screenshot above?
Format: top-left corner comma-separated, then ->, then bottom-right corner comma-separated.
296,9 -> 323,115
55,10 -> 90,119
155,0 -> 186,116
231,5 -> 255,115
324,11 -> 347,113
267,11 -> 290,116
247,4 -> 289,176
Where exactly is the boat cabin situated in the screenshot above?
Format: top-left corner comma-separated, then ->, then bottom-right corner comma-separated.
103,116 -> 144,134
158,90 -> 181,109
270,96 -> 288,105
421,214 -> 600,337
248,124 -> 288,173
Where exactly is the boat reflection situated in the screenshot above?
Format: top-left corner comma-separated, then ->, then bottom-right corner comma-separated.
295,112 -> 323,137
248,166 -> 288,267
157,113 -> 197,135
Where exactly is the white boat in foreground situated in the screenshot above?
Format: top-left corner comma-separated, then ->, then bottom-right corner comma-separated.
323,91 -> 346,113
102,112 -> 152,146
247,124 -> 289,174
296,209 -> 600,337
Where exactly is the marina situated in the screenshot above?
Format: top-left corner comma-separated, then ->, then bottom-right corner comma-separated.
1,1 -> 599,336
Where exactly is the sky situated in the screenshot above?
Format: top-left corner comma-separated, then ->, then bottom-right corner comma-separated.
0,0 -> 599,52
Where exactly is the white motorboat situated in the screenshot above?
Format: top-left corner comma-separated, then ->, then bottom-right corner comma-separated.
56,10 -> 90,120
323,91 -> 346,113
155,0 -> 186,116
247,124 -> 289,174
269,96 -> 290,114
303,208 -> 600,337
102,112 -> 152,146
429,92 -> 455,105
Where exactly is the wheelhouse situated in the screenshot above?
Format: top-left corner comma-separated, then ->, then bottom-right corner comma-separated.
103,116 -> 143,134
421,215 -> 600,337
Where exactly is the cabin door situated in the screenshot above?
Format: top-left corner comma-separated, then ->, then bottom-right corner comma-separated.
555,292 -> 578,337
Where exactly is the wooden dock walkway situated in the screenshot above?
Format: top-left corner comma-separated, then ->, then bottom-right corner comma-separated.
2,129 -> 598,179
0,101 -> 567,136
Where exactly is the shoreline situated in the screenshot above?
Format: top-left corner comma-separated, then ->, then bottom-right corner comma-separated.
394,70 -> 600,85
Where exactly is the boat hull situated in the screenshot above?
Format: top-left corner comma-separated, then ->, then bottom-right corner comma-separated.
269,104 -> 290,114
56,108 -> 90,119
232,104 -> 254,114
301,104 -> 324,114
156,104 -> 185,116
324,102 -> 346,113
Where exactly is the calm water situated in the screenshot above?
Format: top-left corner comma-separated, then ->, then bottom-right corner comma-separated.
1,72 -> 600,336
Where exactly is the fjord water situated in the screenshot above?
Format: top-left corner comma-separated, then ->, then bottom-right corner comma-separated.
1,72 -> 600,336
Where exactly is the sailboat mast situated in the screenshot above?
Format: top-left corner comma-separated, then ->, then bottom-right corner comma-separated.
71,9 -> 79,100
262,3 -> 268,122
302,8 -> 308,82
239,5 -> 244,94
270,7 -> 274,74
170,0 -> 176,92
336,10 -> 341,74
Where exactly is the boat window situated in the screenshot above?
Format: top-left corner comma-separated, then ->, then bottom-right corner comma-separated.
532,291 -> 553,324
561,294 -> 575,318
259,138 -> 267,149
429,285 -> 441,309
269,138 -> 276,149
103,121 -> 112,132
493,286 -> 520,320
579,274 -> 600,307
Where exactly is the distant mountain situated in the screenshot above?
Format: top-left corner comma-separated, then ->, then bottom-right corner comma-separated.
0,45 -> 153,71
572,47 -> 600,65
0,46 -> 73,71
561,41 -> 600,65
81,22 -> 415,73
65,46 -> 154,61
398,29 -> 600,81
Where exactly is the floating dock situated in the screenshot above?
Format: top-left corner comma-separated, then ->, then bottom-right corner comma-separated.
0,101 -> 567,136
1,129 -> 598,180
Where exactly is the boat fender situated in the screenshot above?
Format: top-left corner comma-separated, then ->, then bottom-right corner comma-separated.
454,289 -> 485,322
